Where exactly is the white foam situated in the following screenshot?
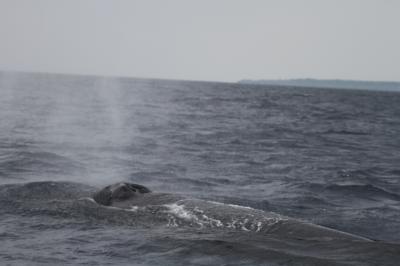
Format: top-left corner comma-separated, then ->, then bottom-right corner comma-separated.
162,203 -> 276,231
165,203 -> 199,221
206,200 -> 256,211
163,203 -> 224,228
78,197 -> 96,202
129,206 -> 139,212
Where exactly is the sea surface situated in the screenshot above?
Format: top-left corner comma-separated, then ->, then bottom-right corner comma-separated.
1,72 -> 400,265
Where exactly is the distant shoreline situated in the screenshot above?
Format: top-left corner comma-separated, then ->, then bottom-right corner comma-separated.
1,70 -> 399,92
238,79 -> 400,92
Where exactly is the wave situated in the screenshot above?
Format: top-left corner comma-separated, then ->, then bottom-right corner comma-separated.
321,129 -> 370,136
326,184 -> 400,200
304,182 -> 400,201
0,150 -> 85,180
0,181 -> 94,201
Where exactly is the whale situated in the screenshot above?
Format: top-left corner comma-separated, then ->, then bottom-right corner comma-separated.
92,182 -> 372,242
1,181 -> 398,266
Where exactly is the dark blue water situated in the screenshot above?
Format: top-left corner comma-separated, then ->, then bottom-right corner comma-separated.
1,71 -> 400,265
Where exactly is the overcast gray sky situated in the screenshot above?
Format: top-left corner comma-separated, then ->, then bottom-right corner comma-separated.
0,0 -> 399,82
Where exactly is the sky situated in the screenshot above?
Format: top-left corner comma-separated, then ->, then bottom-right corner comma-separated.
0,0 -> 399,82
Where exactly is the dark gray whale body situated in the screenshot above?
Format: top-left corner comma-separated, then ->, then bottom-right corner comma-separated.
92,182 -> 371,242
1,181 -> 398,266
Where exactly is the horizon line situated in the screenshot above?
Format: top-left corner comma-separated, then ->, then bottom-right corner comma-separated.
1,68 -> 400,84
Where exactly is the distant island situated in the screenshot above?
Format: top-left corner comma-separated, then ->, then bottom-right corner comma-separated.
238,79 -> 400,92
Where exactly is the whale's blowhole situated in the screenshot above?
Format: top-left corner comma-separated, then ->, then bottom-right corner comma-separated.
93,182 -> 151,206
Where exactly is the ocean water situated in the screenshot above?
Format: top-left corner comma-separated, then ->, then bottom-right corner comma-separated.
0,71 -> 400,265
